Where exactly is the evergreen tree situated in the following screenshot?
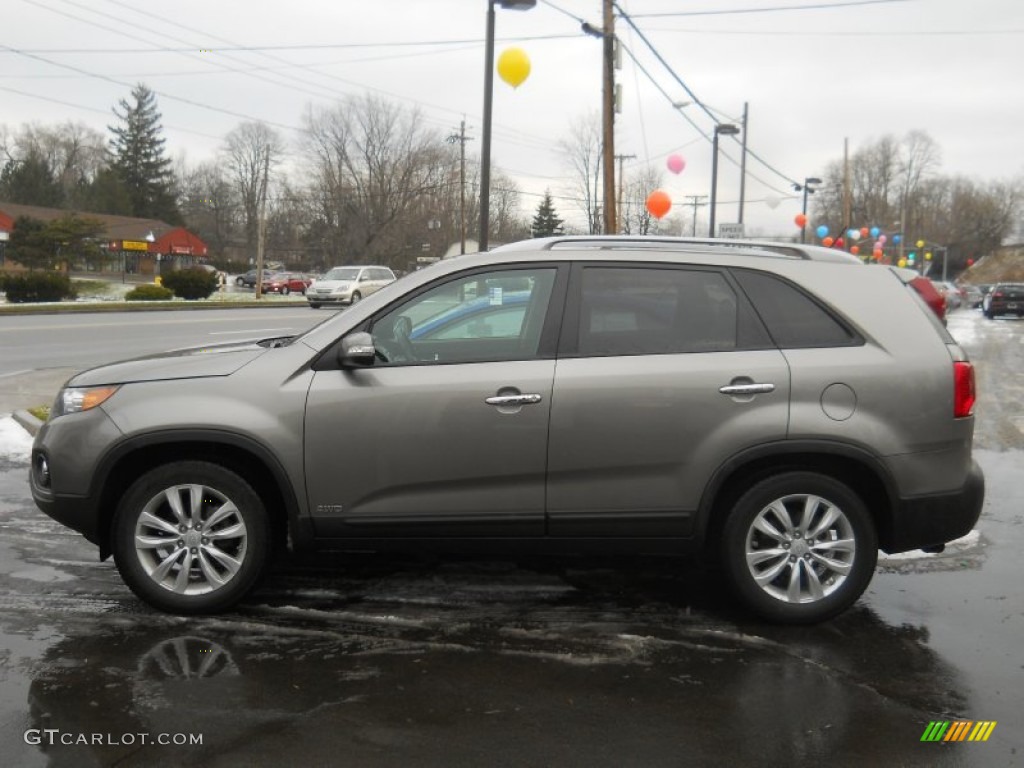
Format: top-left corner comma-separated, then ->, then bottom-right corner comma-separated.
531,190 -> 564,238
0,152 -> 63,207
108,83 -> 180,222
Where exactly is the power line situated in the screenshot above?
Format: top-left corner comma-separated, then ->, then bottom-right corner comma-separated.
1,33 -> 581,55
0,85 -> 224,140
628,0 -> 911,18
614,5 -> 800,189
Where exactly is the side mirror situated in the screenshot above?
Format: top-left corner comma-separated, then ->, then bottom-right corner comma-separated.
338,332 -> 376,367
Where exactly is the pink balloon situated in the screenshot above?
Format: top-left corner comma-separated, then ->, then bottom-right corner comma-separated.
666,154 -> 686,175
879,234 -> 888,244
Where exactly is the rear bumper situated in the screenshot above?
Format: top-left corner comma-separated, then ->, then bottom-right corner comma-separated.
883,459 -> 985,553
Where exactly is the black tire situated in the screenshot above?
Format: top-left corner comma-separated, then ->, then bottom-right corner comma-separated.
112,461 -> 269,614
280,286 -> 290,296
235,277 -> 245,286
721,472 -> 877,624
309,303 -> 320,309
350,291 -> 362,304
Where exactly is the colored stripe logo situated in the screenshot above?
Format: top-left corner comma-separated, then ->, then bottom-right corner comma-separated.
921,721 -> 997,742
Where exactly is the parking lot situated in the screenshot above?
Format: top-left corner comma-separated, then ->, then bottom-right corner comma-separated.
0,309 -> 1021,766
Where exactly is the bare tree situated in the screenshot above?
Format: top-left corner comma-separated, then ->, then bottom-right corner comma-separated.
559,113 -> 603,234
300,95 -> 450,267
619,165 -> 664,235
223,121 -> 285,262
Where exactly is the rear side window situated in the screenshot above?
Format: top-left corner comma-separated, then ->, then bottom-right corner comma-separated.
734,270 -> 859,348
577,267 -> 741,356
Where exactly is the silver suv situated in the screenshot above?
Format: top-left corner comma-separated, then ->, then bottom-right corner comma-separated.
29,237 -> 984,623
307,265 -> 396,308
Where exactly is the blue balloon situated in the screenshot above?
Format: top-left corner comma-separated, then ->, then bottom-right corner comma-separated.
870,227 -> 880,238
847,229 -> 859,240
816,225 -> 829,239
893,234 -> 902,244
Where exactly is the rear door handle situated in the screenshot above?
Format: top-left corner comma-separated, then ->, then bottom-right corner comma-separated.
485,394 -> 543,406
719,383 -> 775,396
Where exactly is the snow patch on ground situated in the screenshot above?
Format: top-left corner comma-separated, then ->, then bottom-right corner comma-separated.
0,416 -> 33,459
878,529 -> 981,561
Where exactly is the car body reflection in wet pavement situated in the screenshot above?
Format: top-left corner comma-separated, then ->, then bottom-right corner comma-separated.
1,309 -> 1021,767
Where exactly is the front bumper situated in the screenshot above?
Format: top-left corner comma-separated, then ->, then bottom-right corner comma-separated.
883,459 -> 985,553
307,294 -> 352,305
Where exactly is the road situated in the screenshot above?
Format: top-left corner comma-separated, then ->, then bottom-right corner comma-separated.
0,308 -> 1020,766
0,307 -> 326,413
0,307 -> 325,377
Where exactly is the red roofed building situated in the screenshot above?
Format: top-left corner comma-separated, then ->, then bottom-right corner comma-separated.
0,201 -> 208,275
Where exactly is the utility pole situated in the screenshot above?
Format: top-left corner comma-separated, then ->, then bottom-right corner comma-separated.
842,137 -> 851,238
446,120 -> 473,255
601,0 -> 616,235
682,195 -> 708,236
738,101 -> 749,224
614,153 -> 635,233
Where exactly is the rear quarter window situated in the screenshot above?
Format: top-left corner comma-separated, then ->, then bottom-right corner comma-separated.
733,269 -> 860,348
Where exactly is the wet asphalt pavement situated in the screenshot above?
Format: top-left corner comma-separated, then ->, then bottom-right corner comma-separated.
0,309 -> 1021,767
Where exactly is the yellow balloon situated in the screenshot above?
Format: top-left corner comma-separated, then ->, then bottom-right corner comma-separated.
497,47 -> 531,88
897,258 -> 907,268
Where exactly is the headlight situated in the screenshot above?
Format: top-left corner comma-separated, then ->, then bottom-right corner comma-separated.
52,386 -> 120,418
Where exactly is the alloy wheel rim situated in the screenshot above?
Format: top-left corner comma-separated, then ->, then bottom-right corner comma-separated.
133,484 -> 248,595
744,493 -> 856,604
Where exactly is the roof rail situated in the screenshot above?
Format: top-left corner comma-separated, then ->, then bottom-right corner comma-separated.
492,235 -> 862,264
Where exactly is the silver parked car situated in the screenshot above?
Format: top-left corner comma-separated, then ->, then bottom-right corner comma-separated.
29,237 -> 983,623
307,265 -> 396,308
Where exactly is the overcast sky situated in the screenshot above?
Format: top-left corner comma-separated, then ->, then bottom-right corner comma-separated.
3,0 -> 1022,237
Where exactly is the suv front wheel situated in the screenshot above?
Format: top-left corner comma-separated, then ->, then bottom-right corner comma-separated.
722,472 -> 877,624
112,461 -> 269,614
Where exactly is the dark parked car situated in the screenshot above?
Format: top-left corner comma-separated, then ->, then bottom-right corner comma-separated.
235,269 -> 281,288
30,236 -> 983,624
982,283 -> 1024,318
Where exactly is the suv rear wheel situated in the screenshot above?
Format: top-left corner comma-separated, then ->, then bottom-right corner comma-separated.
112,461 -> 269,614
722,472 -> 877,624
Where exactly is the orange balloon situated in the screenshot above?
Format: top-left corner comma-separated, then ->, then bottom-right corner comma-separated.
850,245 -> 860,255
873,249 -> 883,260
859,227 -> 869,239
794,213 -> 807,228
822,236 -> 834,247
646,189 -> 672,219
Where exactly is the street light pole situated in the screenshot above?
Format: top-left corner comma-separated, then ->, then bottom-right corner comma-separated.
796,177 -> 822,243
479,0 -> 536,253
709,123 -> 739,237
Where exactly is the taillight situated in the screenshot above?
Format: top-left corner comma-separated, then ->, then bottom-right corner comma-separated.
953,361 -> 975,418
992,291 -> 1004,298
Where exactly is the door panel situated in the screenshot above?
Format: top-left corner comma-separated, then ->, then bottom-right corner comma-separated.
306,361 -> 554,538
547,352 -> 790,536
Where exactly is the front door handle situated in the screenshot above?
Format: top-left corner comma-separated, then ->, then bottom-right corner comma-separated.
719,383 -> 775,396
485,394 -> 543,407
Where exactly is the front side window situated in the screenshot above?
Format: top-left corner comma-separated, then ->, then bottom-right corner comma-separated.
370,268 -> 557,365
577,267 -> 739,356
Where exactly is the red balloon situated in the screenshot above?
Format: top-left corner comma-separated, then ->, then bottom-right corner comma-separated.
794,213 -> 807,228
645,189 -> 672,219
835,237 -> 844,248
850,245 -> 860,255
967,258 -> 975,266
822,236 -> 834,247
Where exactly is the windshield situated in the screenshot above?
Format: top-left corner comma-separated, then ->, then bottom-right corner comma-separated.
324,267 -> 360,281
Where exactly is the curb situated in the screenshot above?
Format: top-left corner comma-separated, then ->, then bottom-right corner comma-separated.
12,409 -> 43,437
